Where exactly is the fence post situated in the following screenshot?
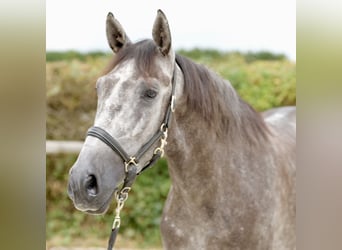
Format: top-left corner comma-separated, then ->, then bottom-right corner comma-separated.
46,140 -> 83,154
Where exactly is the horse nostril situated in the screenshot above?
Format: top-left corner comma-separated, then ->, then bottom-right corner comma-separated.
85,174 -> 98,197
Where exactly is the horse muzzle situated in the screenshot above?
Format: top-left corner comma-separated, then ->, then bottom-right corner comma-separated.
67,147 -> 124,214
68,168 -> 117,214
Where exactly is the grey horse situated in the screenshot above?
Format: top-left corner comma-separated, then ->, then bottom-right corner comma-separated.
68,10 -> 296,250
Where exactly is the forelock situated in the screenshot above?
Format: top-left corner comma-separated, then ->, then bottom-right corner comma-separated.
104,39 -> 160,77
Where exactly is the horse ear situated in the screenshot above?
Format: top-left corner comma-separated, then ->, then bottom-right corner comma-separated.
152,9 -> 172,56
106,12 -> 130,53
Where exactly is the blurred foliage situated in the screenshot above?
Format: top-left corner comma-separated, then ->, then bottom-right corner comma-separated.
177,49 -> 295,111
47,154 -> 169,247
46,49 -> 296,247
46,56 -> 110,140
177,48 -> 286,62
46,50 -> 107,62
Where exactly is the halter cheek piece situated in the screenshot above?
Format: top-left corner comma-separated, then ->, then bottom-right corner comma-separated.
86,62 -> 178,250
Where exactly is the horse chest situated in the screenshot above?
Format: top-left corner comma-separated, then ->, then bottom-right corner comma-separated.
160,186 -> 270,250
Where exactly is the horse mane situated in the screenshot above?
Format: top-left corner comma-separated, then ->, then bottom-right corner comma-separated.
175,54 -> 270,144
104,39 -> 269,144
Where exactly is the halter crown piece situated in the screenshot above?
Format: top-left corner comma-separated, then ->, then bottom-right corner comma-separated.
86,62 -> 178,250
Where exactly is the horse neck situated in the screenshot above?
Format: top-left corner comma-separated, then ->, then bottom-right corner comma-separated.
165,67 -> 271,195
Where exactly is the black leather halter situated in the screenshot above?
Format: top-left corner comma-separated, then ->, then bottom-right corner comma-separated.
86,62 -> 178,250
86,63 -> 177,191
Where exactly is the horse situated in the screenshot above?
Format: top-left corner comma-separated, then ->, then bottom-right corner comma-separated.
68,10 -> 296,250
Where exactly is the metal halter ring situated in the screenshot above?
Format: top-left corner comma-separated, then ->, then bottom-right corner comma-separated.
160,123 -> 167,133
124,157 -> 138,173
115,187 -> 131,202
154,147 -> 164,157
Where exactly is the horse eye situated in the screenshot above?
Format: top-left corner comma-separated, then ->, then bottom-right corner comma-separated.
143,89 -> 157,99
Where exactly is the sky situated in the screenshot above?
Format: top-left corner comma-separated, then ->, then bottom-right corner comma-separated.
46,0 -> 296,61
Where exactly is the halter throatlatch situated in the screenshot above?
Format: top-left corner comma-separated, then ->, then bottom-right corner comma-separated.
86,64 -> 178,250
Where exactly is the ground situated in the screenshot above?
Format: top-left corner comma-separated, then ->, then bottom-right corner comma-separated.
46,236 -> 162,250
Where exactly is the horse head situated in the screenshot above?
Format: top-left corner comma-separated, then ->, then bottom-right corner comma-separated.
68,10 -> 177,214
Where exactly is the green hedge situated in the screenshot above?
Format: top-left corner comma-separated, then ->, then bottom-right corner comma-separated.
46,50 -> 108,62
47,154 -> 169,246
46,49 -> 296,247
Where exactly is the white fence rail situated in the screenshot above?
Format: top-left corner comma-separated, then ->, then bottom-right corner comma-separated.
46,140 -> 83,154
